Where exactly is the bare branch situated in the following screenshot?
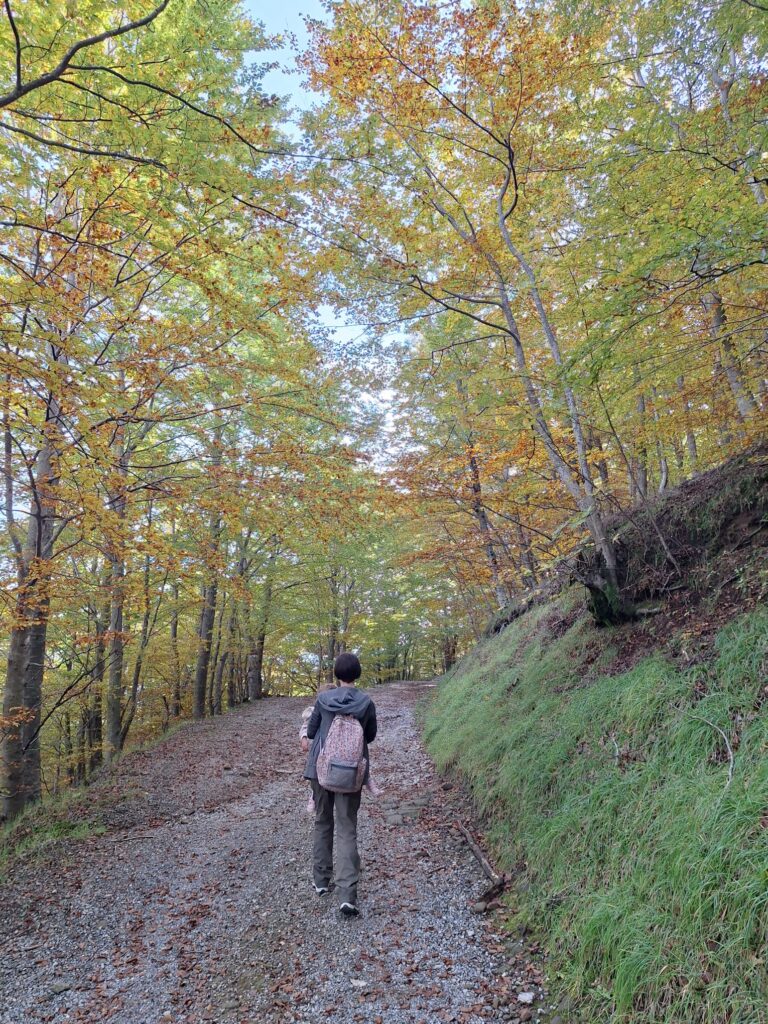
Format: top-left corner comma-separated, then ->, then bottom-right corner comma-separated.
683,711 -> 735,789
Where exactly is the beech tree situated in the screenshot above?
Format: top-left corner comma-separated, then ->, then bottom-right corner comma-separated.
300,0 -> 766,619
1,0 -> 766,821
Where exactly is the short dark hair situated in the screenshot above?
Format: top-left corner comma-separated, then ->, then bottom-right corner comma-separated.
334,652 -> 361,683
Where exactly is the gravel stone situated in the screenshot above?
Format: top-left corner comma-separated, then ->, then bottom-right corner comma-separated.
0,681 -> 547,1023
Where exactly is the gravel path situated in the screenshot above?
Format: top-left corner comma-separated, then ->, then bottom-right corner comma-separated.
0,682 -> 550,1024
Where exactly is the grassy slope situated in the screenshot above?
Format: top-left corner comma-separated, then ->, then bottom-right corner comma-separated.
425,590 -> 768,1024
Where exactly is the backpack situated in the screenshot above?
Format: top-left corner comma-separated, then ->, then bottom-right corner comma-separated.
316,713 -> 367,794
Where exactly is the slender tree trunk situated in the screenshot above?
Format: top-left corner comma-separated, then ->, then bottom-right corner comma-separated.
442,633 -> 458,672
467,448 -> 507,607
170,516 -> 183,717
2,441 -> 58,821
213,652 -> 227,716
88,603 -> 106,772
194,580 -> 218,720
227,649 -> 237,709
75,709 -> 87,785
633,366 -> 649,499
494,230 -> 597,502
193,437 -> 223,719
516,522 -> 538,586
170,581 -> 182,717
492,273 -> 624,610
671,434 -> 684,472
588,428 -> 610,487
325,566 -> 339,686
248,544 -> 276,701
120,549 -> 153,749
209,593 -> 226,716
62,712 -> 74,785
248,580 -> 273,701
222,603 -> 237,711
650,388 -> 669,492
104,424 -> 128,763
705,292 -> 757,420
104,552 -> 125,761
456,379 -> 508,607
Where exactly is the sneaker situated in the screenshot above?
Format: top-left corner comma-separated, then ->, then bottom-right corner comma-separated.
313,884 -> 330,896
340,902 -> 359,917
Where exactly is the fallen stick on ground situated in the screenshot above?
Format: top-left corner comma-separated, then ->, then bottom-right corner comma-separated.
454,820 -> 503,886
682,711 -> 735,789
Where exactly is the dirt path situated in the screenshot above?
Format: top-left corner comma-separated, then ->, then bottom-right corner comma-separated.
0,682 -> 549,1024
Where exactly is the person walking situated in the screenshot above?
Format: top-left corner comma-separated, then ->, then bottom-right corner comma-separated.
303,653 -> 377,916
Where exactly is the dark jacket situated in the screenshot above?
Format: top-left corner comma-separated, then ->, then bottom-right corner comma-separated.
303,686 -> 377,783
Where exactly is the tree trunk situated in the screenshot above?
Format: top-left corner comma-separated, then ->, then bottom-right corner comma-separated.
650,388 -> 669,492
456,379 -> 508,608
88,605 -> 107,772
104,425 -> 128,763
248,547 -> 276,701
633,367 -> 648,499
516,522 -> 538,587
705,292 -> 757,420
120,546 -> 153,749
104,553 -> 125,762
213,651 -> 227,716
209,592 -> 226,716
325,566 -> 340,686
193,436 -> 222,720
678,376 -> 698,468
75,708 -> 87,785
247,613 -> 268,701
493,274 -> 626,617
170,581 -> 182,717
468,447 -> 508,608
227,648 -> 237,709
1,441 -> 58,821
194,580 -> 218,719
222,603 -> 237,711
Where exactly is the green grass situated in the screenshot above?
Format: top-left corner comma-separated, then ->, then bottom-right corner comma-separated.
0,788 -> 107,880
424,596 -> 768,1024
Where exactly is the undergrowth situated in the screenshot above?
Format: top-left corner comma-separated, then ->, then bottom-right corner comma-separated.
425,595 -> 768,1024
0,787 -> 106,881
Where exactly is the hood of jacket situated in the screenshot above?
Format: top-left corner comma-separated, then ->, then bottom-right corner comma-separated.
317,686 -> 370,716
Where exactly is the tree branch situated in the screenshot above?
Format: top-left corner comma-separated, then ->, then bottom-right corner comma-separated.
0,118 -> 167,167
0,0 -> 172,110
69,62 -> 281,158
4,0 -> 22,93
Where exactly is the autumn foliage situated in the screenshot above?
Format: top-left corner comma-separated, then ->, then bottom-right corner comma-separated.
1,0 -> 767,818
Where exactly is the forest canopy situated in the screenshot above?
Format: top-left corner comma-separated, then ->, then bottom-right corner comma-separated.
1,0 -> 766,819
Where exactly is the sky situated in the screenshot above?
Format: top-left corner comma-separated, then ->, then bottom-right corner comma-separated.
241,1 -> 360,339
240,1 -> 401,434
241,0 -> 326,110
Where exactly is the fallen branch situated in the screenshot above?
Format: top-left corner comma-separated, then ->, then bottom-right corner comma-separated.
454,820 -> 503,886
609,734 -> 620,765
734,523 -> 766,550
683,711 -> 735,789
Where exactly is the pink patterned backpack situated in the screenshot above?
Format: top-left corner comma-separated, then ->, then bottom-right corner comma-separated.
316,714 -> 367,793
